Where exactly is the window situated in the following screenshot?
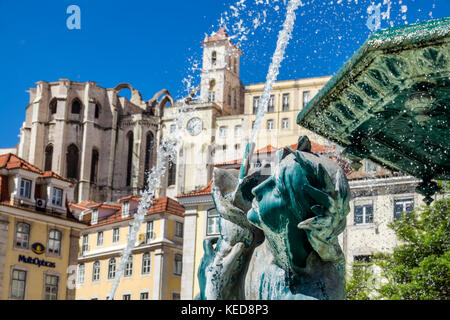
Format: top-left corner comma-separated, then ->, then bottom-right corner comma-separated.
234,125 -> 242,137
267,119 -> 275,131
144,132 -> 154,189
208,91 -> 215,102
211,51 -> 217,66
394,199 -> 414,220
77,264 -> 85,284
97,231 -> 103,247
253,96 -> 260,114
268,95 -> 275,113
207,209 -> 220,236
140,292 -> 149,300
44,275 -> 59,300
235,144 -> 241,151
233,90 -> 237,109
122,294 -> 131,300
122,201 -> 130,218
126,132 -> 133,187
112,228 -> 120,243
66,144 -> 79,180
252,121 -> 256,129
44,145 -> 53,172
174,254 -> 182,276
91,209 -> 98,225
48,230 -> 62,255
142,252 -> 151,275
81,235 -> 89,255
108,258 -> 116,279
282,118 -> 289,130
52,187 -> 63,207
49,99 -> 57,115
168,161 -> 176,186
146,221 -> 154,243
303,91 -> 311,107
92,261 -> 100,282
282,93 -> 290,111
71,99 -> 81,114
19,179 -> 31,199
90,149 -> 99,184
10,269 -> 26,299
124,256 -> 133,277
228,91 -> 232,106
15,222 -> 30,249
354,204 -> 374,225
175,222 -> 183,238
170,124 -> 176,134
219,126 -> 227,137
233,57 -> 237,73
172,293 -> 181,300
94,103 -> 100,119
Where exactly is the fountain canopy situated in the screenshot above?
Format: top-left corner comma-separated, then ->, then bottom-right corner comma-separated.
297,17 -> 450,204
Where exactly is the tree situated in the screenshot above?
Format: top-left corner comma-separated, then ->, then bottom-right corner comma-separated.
347,195 -> 450,300
376,196 -> 450,299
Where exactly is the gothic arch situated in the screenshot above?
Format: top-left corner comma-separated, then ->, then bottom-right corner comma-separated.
44,144 -> 53,172
143,131 -> 155,188
126,131 -> 134,187
148,89 -> 174,117
90,148 -> 99,184
114,83 -> 143,104
71,98 -> 82,115
66,144 -> 79,180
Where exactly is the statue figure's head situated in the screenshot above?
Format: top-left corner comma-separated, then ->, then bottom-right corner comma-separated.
246,137 -> 350,273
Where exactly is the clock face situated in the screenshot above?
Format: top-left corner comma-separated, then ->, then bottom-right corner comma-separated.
186,117 -> 203,136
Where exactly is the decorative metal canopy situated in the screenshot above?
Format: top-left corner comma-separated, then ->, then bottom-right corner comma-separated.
297,17 -> 450,204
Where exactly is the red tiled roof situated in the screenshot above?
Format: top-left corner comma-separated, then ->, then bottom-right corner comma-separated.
214,143 -> 333,167
0,153 -> 73,183
177,179 -> 213,198
0,153 -> 42,174
40,171 -> 73,183
82,196 -> 185,228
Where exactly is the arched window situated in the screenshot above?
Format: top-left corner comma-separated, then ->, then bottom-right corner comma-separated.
44,144 -> 53,172
144,132 -> 154,188
94,103 -> 101,119
49,99 -> 57,115
234,57 -> 237,73
48,229 -> 62,255
108,258 -> 116,279
92,261 -> 100,282
126,131 -> 134,186
71,99 -> 81,114
66,144 -> 79,180
90,149 -> 99,184
211,51 -> 217,66
167,160 -> 176,187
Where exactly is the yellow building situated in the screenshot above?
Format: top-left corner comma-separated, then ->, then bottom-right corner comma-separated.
70,195 -> 184,300
0,153 -> 87,300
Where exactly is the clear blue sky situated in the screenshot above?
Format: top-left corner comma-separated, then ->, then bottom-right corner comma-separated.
0,0 -> 448,148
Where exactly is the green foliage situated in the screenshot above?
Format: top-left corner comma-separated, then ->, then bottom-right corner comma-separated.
346,261 -> 376,300
346,197 -> 450,300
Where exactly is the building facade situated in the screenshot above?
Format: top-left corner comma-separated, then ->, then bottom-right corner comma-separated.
0,153 -> 86,300
70,196 -> 184,300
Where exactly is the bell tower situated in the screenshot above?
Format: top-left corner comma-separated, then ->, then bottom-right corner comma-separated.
200,28 -> 244,115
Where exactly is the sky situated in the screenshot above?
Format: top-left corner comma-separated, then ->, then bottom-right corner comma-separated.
0,0 -> 448,148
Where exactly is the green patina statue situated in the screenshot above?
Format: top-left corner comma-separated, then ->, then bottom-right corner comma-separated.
196,136 -> 350,300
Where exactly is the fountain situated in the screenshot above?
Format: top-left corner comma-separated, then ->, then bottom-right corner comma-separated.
297,17 -> 450,205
